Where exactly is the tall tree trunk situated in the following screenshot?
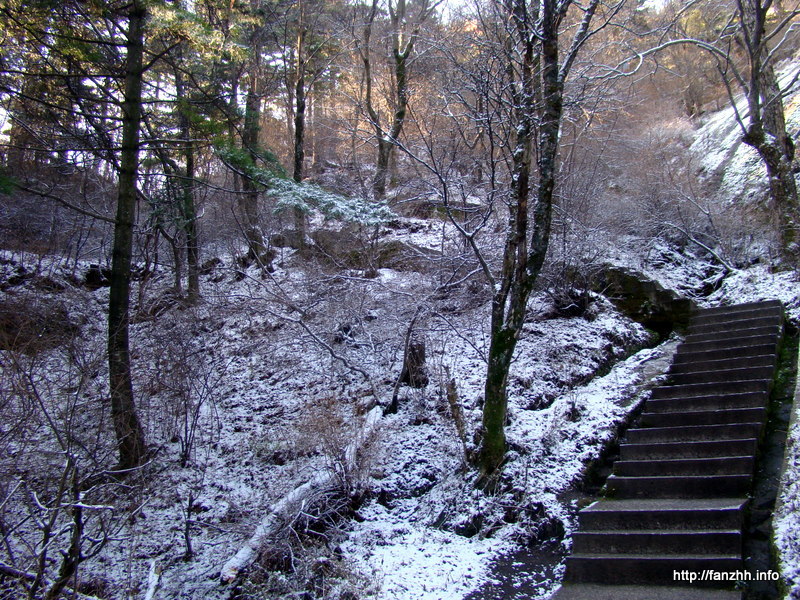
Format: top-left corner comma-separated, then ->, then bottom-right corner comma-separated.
293,24 -> 307,250
373,9 -> 412,199
362,0 -> 425,200
293,34 -> 306,182
311,82 -> 323,171
374,138 -> 393,199
240,49 -> 268,264
183,140 -> 200,299
175,60 -> 200,301
108,1 -> 147,471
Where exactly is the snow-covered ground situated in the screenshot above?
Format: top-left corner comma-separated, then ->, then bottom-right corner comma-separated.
11,234 -> 788,600
341,310 -> 674,600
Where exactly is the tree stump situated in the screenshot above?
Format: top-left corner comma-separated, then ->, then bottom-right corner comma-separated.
400,337 -> 428,388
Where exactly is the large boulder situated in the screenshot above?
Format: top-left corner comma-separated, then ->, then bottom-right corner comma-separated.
270,229 -> 305,250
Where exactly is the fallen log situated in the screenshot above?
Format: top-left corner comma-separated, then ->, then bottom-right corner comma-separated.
220,406 -> 382,583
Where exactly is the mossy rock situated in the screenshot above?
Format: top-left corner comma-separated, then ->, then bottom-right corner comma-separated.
592,265 -> 696,339
309,229 -> 438,272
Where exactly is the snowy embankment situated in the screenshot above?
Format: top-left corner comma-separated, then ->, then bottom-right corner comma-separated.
776,366 -> 800,599
689,63 -> 800,208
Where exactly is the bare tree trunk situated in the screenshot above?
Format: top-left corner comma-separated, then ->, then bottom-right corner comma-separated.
477,0 -> 597,480
477,0 -> 538,479
43,461 -> 82,600
373,2 -> 413,199
293,24 -> 307,250
108,1 -> 147,470
311,82 -> 323,171
183,141 -> 200,300
374,138 -> 393,199
361,0 -> 428,200
293,31 -> 307,183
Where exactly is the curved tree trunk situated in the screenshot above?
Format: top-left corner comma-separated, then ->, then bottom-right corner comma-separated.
737,0 -> 800,260
748,63 -> 800,256
743,128 -> 799,254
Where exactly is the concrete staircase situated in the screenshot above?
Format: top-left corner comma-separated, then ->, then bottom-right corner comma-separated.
552,300 -> 785,600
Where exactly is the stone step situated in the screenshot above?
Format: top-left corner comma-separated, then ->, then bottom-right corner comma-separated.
672,344 -> 780,364
613,456 -> 754,477
645,392 -> 765,413
668,354 -> 777,376
552,583 -> 742,600
563,554 -> 743,587
578,499 -> 747,531
676,334 -> 778,354
572,529 -> 741,555
620,439 -> 758,461
666,365 -> 775,386
605,474 -> 751,499
690,299 -> 783,321
626,423 -> 762,444
683,325 -> 781,345
555,300 -> 783,598
639,407 -> 766,428
651,379 -> 769,400
688,314 -> 782,335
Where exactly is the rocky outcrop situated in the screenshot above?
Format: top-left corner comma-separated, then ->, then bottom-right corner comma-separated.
309,229 -> 439,273
592,266 -> 696,339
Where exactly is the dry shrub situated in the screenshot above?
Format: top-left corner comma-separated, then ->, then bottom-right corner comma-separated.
0,296 -> 79,354
138,318 -> 223,466
240,540 -> 377,600
0,336 -> 141,600
298,395 -> 379,503
236,397 -> 382,600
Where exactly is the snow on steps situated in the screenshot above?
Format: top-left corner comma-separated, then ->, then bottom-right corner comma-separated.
552,300 -> 785,600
